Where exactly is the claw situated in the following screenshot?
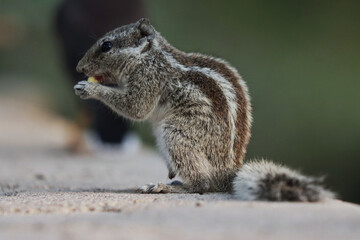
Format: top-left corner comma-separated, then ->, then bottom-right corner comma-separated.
74,84 -> 84,91
74,81 -> 91,98
137,183 -> 155,193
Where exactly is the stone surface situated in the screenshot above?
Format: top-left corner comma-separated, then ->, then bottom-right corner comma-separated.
0,98 -> 359,240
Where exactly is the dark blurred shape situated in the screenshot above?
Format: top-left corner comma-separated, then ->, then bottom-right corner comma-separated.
55,0 -> 146,151
0,15 -> 24,49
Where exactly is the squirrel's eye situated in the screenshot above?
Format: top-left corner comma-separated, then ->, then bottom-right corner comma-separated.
101,41 -> 113,52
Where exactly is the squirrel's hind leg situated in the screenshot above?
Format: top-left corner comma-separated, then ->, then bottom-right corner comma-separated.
144,123 -> 213,194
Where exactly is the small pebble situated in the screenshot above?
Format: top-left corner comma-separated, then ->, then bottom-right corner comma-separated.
34,174 -> 45,180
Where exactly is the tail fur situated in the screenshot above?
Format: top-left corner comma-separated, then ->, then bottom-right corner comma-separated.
233,160 -> 335,202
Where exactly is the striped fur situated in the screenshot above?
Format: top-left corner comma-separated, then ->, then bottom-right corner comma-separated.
161,44 -> 252,168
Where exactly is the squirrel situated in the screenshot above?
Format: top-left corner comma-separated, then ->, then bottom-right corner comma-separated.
74,18 -> 334,201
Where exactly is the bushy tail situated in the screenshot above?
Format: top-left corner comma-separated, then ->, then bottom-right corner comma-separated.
233,160 -> 335,202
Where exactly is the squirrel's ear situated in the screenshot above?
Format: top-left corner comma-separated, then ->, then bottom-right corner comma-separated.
135,18 -> 155,39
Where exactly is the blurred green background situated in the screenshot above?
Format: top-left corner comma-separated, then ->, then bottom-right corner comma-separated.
0,0 -> 359,203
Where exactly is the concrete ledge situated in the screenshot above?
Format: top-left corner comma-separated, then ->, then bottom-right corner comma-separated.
0,99 -> 359,240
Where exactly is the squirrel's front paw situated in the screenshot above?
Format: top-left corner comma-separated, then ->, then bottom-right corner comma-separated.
74,81 -> 98,99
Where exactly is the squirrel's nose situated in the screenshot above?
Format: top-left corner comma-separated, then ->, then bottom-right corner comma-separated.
76,65 -> 85,73
76,63 -> 85,73
76,58 -> 87,73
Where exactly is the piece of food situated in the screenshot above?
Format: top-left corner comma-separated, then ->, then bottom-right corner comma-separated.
87,76 -> 99,83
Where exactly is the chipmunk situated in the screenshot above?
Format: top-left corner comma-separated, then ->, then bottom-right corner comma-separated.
74,18 -> 334,201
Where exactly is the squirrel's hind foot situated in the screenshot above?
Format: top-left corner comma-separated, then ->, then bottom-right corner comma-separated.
137,181 -> 191,194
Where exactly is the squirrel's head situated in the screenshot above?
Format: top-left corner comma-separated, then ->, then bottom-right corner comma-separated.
76,18 -> 158,85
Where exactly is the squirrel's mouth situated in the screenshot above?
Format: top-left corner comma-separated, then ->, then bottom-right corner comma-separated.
87,72 -> 117,86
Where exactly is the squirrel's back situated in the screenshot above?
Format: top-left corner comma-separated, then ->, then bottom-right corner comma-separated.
159,40 -> 253,168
